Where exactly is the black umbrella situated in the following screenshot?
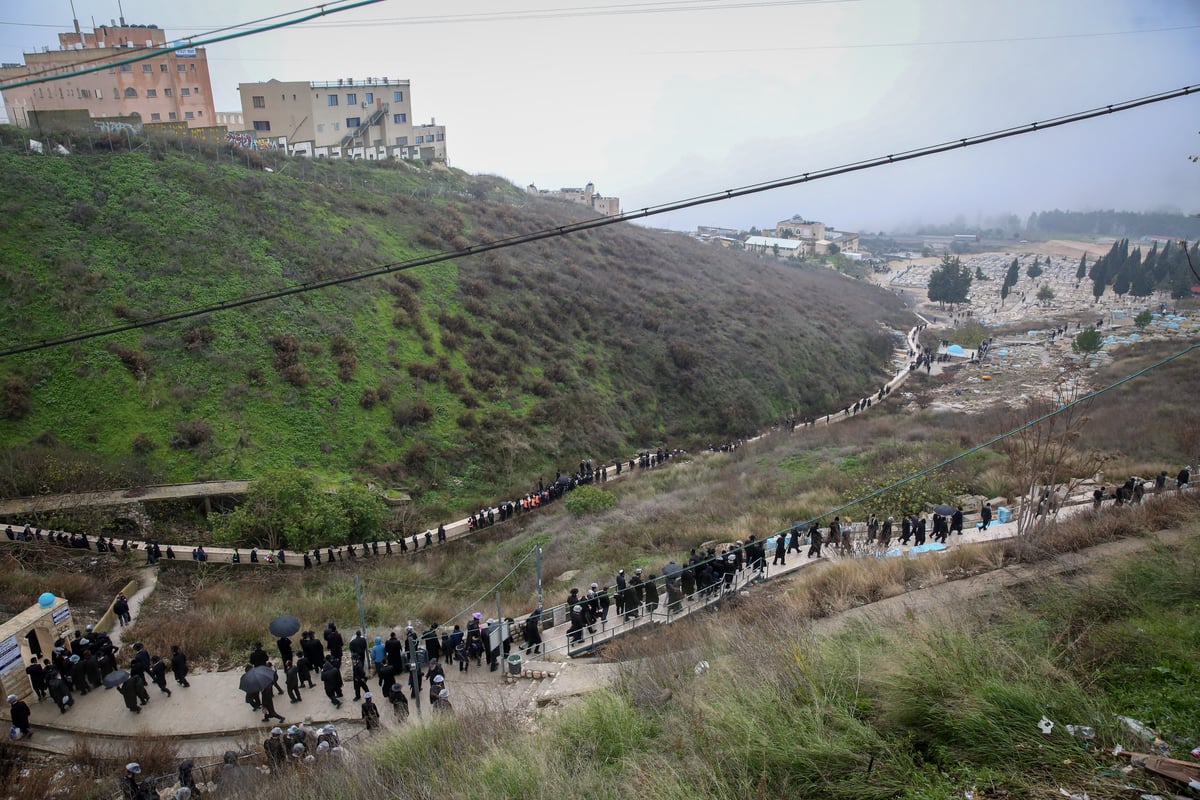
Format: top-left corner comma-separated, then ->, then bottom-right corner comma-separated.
102,669 -> 130,689
238,665 -> 276,695
932,504 -> 957,516
268,614 -> 301,638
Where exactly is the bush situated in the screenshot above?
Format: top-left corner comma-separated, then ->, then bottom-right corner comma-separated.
2,377 -> 31,419
170,419 -> 213,450
131,433 -> 158,454
182,326 -> 216,351
564,485 -> 617,516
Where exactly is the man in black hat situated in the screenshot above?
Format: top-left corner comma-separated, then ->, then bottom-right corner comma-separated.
170,645 -> 190,688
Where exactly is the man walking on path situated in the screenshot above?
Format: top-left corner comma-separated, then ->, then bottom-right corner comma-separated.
169,646 -> 190,688
807,522 -> 823,559
8,694 -> 31,738
259,686 -> 285,724
980,503 -> 993,530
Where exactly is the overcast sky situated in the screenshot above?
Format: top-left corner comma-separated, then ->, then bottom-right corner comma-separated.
2,0 -> 1198,233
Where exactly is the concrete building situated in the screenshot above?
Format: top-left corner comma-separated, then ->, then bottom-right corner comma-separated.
237,77 -> 446,161
744,235 -> 805,258
775,216 -> 826,241
0,19 -> 215,129
526,181 -> 621,216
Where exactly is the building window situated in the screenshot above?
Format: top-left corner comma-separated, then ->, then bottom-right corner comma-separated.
169,112 -> 177,120
160,63 -> 168,72
395,135 -> 407,145
392,112 -> 407,123
197,110 -> 202,117
193,87 -> 201,94
346,93 -> 356,104
120,64 -> 132,72
79,89 -> 91,99
113,88 -> 120,99
436,133 -> 444,141
142,64 -> 153,72
151,113 -> 161,121
124,87 -> 138,98
145,89 -> 156,98
164,88 -> 174,97
316,123 -> 325,132
393,90 -> 403,102
364,92 -> 373,103
178,64 -> 187,72
252,95 -> 265,108
185,111 -> 194,119
253,120 -> 271,131
415,135 -> 424,143
346,117 -> 360,128
190,63 -> 196,71
327,94 -> 338,106
181,87 -> 191,96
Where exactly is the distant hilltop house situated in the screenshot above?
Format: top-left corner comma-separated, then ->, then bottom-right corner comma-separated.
526,182 -> 621,216
237,77 -> 446,162
0,17 -> 216,128
707,215 -> 860,259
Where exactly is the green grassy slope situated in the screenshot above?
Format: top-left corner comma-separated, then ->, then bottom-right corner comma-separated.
0,142 -> 910,507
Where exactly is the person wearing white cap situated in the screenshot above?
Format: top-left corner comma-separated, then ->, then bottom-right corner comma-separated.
432,686 -> 453,714
120,763 -> 142,799
263,727 -> 287,773
568,604 -> 587,645
614,569 -> 627,617
1176,465 -> 1191,490
8,694 -> 31,739
427,673 -> 446,705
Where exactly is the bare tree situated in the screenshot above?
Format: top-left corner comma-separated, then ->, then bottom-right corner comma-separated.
1000,368 -> 1108,539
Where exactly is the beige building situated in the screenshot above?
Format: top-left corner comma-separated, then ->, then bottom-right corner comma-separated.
526,181 -> 621,217
744,235 -> 806,258
237,78 -> 446,161
775,216 -> 826,241
0,20 -> 215,129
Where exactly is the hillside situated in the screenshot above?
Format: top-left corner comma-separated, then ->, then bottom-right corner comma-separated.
0,138 -> 909,509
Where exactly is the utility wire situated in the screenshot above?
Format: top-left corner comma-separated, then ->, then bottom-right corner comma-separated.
0,0 -> 384,91
1,82 -> 1197,360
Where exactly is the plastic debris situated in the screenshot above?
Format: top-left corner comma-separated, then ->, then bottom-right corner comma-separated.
1111,744 -> 1124,757
1057,789 -> 1089,800
1066,725 -> 1096,740
694,661 -> 709,675
1039,716 -> 1055,735
1118,716 -> 1170,754
1138,794 -> 1164,800
1191,744 -> 1200,759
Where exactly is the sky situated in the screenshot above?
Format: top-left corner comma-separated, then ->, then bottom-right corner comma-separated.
1,0 -> 1198,233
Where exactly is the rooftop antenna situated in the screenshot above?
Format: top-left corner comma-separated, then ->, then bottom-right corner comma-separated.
69,0 -> 82,36
118,0 -> 126,26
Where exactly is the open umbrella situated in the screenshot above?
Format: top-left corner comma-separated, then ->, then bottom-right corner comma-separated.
268,615 -> 301,638
102,669 -> 131,689
932,504 -> 956,516
238,665 -> 276,695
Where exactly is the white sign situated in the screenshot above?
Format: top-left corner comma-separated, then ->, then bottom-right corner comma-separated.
52,605 -> 70,625
0,635 -> 22,674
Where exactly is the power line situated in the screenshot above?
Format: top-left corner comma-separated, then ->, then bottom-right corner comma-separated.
0,0 -> 384,92
1,82 -> 1196,360
650,23 -> 1200,56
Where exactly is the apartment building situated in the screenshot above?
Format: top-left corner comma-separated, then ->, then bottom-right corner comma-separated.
237,77 -> 446,161
0,20 -> 215,128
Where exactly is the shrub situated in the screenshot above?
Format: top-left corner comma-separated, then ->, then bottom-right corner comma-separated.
2,377 -> 31,419
392,399 -> 435,427
359,387 -> 380,409
131,433 -> 157,454
109,344 -> 150,377
170,419 -> 213,450
564,485 -> 617,516
181,326 -> 216,351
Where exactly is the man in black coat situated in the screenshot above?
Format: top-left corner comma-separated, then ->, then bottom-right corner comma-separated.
8,694 -> 31,738
26,658 -> 47,700
300,631 -> 325,667
277,635 -> 294,667
320,659 -> 343,708
170,645 -> 190,687
324,623 -> 344,663
249,642 -> 269,668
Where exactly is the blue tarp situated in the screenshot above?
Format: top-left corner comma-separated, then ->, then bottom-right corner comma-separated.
946,344 -> 965,355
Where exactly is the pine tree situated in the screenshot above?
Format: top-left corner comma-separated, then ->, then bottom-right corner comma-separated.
1004,257 -> 1020,288
1075,253 -> 1088,281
